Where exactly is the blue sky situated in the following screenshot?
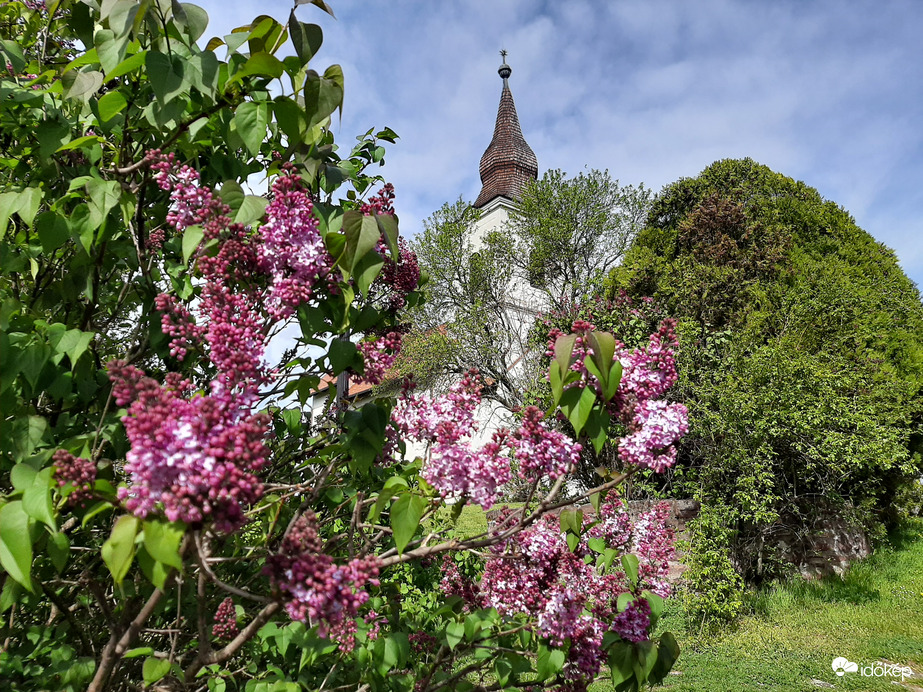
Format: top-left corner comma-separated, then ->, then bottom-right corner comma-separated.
196,0 -> 923,288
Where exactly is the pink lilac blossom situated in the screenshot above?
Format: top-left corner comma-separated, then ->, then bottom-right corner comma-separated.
392,372 -> 511,508
360,183 -> 395,216
52,450 -> 96,506
264,512 -> 380,650
154,293 -> 204,361
509,406 -> 582,482
618,399 -> 689,473
108,361 -> 269,533
632,501 -> 676,598
373,237 -> 420,312
357,331 -> 403,385
460,496 -> 677,687
546,318 -> 689,474
258,169 -> 334,319
610,597 -> 651,643
212,597 -> 239,640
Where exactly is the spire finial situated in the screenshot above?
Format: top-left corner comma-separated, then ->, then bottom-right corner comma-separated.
498,49 -> 512,84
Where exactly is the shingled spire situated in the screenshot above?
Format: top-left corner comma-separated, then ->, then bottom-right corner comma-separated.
473,52 -> 538,209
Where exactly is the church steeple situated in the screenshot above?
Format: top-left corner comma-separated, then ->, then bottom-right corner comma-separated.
473,52 -> 538,209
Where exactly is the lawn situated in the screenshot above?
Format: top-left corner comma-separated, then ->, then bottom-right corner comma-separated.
596,518 -> 923,691
443,506 -> 923,691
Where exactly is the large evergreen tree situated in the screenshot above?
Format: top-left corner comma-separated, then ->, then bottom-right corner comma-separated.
611,158 -> 923,580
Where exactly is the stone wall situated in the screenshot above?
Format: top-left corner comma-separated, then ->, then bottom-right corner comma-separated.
487,498 -> 872,581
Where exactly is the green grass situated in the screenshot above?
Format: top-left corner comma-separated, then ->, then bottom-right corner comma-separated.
593,518 -> 923,691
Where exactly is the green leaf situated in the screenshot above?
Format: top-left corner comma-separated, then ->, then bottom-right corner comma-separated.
56,135 -> 104,153
445,621 -> 463,650
560,386 -> 596,436
303,64 -> 344,129
102,514 -> 140,585
390,493 -> 425,554
123,646 -> 154,659
235,196 -> 268,226
176,3 -> 209,41
605,360 -> 623,402
379,633 -> 409,674
234,101 -> 271,156
85,178 -> 121,229
553,333 -> 577,368
107,50 -> 147,79
0,502 -> 34,592
536,644 -> 566,681
35,212 -> 69,253
1,39 -> 26,74
10,464 -> 38,491
341,211 -> 382,271
648,632 -> 680,685
608,641 -> 635,686
51,329 -> 94,368
98,91 -> 128,122
219,180 -> 245,214
182,225 -> 204,264
587,537 -> 606,554
273,96 -> 307,141
62,70 -> 103,101
94,28 -> 125,73
328,338 -> 358,374
136,546 -> 171,589
643,591 -> 664,626
297,0 -> 336,18
288,13 -> 323,65
231,52 -> 285,84
48,532 -> 70,573
146,51 -> 185,103
621,553 -> 639,587
23,467 -> 55,529
142,657 -> 171,685
142,519 -> 185,569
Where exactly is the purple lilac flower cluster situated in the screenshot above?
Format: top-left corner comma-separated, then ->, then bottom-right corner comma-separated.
52,449 -> 96,506
108,361 -> 269,534
257,168 -> 335,319
392,373 -> 584,508
546,319 -> 688,474
445,494 -> 675,688
509,406 -> 582,482
360,183 -> 395,216
375,237 -> 420,312
357,330 -> 403,385
212,597 -> 239,640
264,512 -> 380,651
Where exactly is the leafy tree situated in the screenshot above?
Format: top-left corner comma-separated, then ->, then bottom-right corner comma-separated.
0,2 -> 684,691
509,169 -> 651,308
407,171 -> 651,409
610,158 -> 923,591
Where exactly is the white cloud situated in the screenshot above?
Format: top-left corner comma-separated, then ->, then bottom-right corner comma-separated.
191,0 -> 923,285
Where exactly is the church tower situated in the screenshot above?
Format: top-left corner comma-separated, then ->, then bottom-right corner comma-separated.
471,53 -> 537,246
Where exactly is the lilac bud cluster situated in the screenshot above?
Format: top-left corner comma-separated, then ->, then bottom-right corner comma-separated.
373,237 -> 421,312
52,449 -> 96,506
360,183 -> 395,216
265,512 -> 380,651
212,597 -> 239,640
